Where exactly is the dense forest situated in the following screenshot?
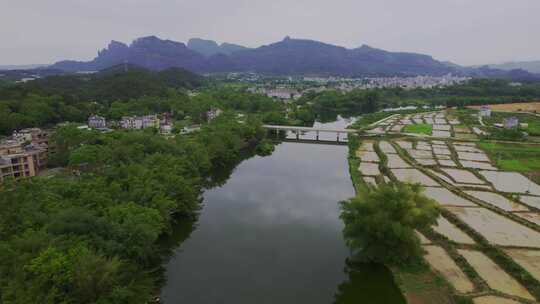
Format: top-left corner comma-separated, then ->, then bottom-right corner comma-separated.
0,66 -> 291,135
0,114 -> 269,303
0,67 -> 283,302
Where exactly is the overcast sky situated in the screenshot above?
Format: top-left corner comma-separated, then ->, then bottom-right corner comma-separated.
1,0 -> 539,66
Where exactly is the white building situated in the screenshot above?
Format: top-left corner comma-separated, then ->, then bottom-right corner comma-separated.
88,115 -> 107,129
503,117 -> 519,129
479,106 -> 491,117
120,115 -> 159,130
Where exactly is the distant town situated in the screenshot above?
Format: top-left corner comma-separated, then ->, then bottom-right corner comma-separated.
237,73 -> 472,101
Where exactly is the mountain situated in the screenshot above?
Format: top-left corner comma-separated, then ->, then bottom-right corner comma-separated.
0,64 -> 49,70
49,36 -> 540,79
187,38 -> 249,57
479,61 -> 540,74
53,36 -> 205,72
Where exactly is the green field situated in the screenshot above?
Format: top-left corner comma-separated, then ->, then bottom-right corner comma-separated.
484,112 -> 540,136
403,124 -> 433,135
478,142 -> 540,181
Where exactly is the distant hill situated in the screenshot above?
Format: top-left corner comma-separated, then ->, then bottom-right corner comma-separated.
52,36 -> 206,72
49,36 -> 540,80
0,64 -> 49,70
480,61 -> 540,74
23,64 -> 203,102
187,38 -> 249,57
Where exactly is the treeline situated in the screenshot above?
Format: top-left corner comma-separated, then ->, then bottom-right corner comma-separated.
0,66 -> 292,135
296,79 -> 540,118
0,114 -> 267,303
0,66 -> 202,135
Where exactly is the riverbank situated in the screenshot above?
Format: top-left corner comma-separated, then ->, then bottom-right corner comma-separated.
160,117 -> 406,303
351,109 -> 540,303
346,134 -> 460,304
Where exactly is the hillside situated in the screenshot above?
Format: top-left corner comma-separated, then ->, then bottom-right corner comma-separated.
187,38 -> 249,57
483,61 -> 540,74
21,64 -> 203,102
49,36 -> 540,80
49,36 -> 458,76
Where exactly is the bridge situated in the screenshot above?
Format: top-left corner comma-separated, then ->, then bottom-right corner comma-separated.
263,125 -> 357,143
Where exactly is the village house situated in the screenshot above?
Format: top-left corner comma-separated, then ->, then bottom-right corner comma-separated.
88,115 -> 107,129
206,108 -> 223,121
120,115 -> 160,130
479,105 -> 492,117
503,117 -> 519,129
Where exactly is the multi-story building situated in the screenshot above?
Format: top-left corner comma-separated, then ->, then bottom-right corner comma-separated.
12,128 -> 49,146
88,115 -> 107,129
120,115 -> 160,129
0,135 -> 48,182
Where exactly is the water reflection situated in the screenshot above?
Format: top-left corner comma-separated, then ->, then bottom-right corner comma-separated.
160,122 -> 403,304
334,260 -> 405,304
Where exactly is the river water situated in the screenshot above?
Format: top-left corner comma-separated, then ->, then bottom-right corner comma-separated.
160,119 -> 405,304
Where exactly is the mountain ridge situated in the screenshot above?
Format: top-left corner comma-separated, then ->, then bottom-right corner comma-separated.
48,36 -> 540,80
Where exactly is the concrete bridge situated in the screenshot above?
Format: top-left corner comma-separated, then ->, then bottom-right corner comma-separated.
263,125 -> 357,142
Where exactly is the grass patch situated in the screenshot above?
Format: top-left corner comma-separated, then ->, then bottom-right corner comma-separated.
484,111 -> 540,136
403,124 -> 433,135
478,142 -> 540,172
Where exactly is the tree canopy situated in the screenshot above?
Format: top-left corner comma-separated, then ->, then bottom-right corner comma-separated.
340,183 -> 440,265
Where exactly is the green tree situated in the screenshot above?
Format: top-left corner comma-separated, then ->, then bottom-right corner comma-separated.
340,183 -> 439,265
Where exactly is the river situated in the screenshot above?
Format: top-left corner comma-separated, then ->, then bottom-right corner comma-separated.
160,119 -> 405,304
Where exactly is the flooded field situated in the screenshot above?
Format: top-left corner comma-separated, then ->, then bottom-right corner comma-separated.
359,120 -> 540,302
519,195 -> 540,209
358,151 -> 380,163
464,191 -> 529,212
416,158 -> 437,166
423,246 -> 474,293
447,207 -> 540,248
457,152 -> 490,162
438,159 -> 458,167
433,147 -> 451,155
359,162 -> 380,176
441,168 -> 485,184
432,130 -> 451,137
480,171 -> 540,195
433,216 -> 476,244
386,154 -> 411,168
423,187 -> 478,207
459,160 -> 497,171
378,141 -> 397,153
406,149 -> 433,159
391,168 -> 440,186
458,249 -> 535,301
453,145 -> 483,153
